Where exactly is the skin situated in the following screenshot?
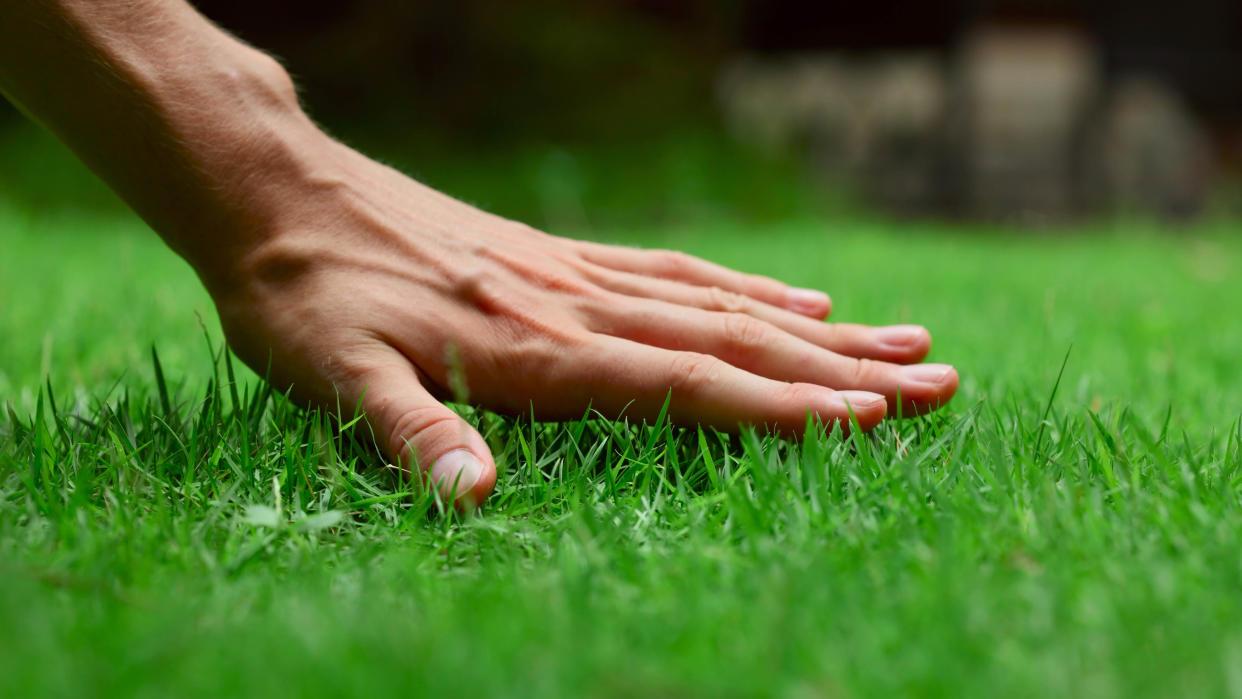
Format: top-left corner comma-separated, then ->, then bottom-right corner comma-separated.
0,1 -> 958,506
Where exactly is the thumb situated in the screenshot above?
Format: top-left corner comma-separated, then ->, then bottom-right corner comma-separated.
352,355 -> 497,506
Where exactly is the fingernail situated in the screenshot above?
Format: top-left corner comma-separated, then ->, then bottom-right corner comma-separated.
873,324 -> 928,349
429,449 -> 484,500
899,363 -> 955,385
835,390 -> 887,410
786,287 -> 830,315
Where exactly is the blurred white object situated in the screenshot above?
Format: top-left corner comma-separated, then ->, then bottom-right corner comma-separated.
717,27 -> 1213,220
717,53 -> 946,209
1094,75 -> 1211,218
956,25 -> 1100,218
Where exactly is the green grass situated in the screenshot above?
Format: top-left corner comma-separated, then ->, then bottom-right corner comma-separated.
3,184 -> 1242,697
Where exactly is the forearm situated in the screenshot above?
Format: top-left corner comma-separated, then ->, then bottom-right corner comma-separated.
0,0 -> 324,279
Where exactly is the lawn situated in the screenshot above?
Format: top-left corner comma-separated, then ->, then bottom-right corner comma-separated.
2,143 -> 1242,696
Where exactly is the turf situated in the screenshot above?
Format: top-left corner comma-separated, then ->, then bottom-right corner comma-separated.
3,190 -> 1242,697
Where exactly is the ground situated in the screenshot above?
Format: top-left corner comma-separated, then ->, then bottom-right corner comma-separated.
2,146 -> 1242,696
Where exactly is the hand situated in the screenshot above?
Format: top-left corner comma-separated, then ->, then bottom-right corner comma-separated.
210,137 -> 959,506
0,1 -> 957,506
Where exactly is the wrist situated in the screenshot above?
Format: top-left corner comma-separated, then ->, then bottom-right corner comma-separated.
133,47 -> 341,291
160,79 -> 331,266
1,1 -> 334,290
139,46 -> 323,240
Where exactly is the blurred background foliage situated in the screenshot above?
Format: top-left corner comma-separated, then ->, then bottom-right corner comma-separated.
2,0 -> 1241,229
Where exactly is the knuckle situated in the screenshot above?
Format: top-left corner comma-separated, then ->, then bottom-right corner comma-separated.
847,357 -> 881,384
705,286 -> 750,313
465,238 -> 491,259
568,240 -> 605,263
496,325 -> 589,377
451,267 -> 493,304
453,269 -> 539,319
387,406 -> 460,464
336,357 -> 383,388
666,352 -> 723,395
721,313 -> 771,354
570,286 -> 618,320
656,249 -> 696,277
781,383 -> 827,411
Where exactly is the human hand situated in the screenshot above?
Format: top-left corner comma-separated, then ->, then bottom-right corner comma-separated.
0,0 -> 955,507
209,137 -> 958,506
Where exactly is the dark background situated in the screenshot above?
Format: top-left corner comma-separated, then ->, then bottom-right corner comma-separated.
203,1 -> 1242,150
4,1 -> 1238,146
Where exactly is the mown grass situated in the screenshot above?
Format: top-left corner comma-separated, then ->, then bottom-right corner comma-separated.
3,177 -> 1242,696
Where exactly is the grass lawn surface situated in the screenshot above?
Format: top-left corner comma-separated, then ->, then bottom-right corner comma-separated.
2,186 -> 1242,696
